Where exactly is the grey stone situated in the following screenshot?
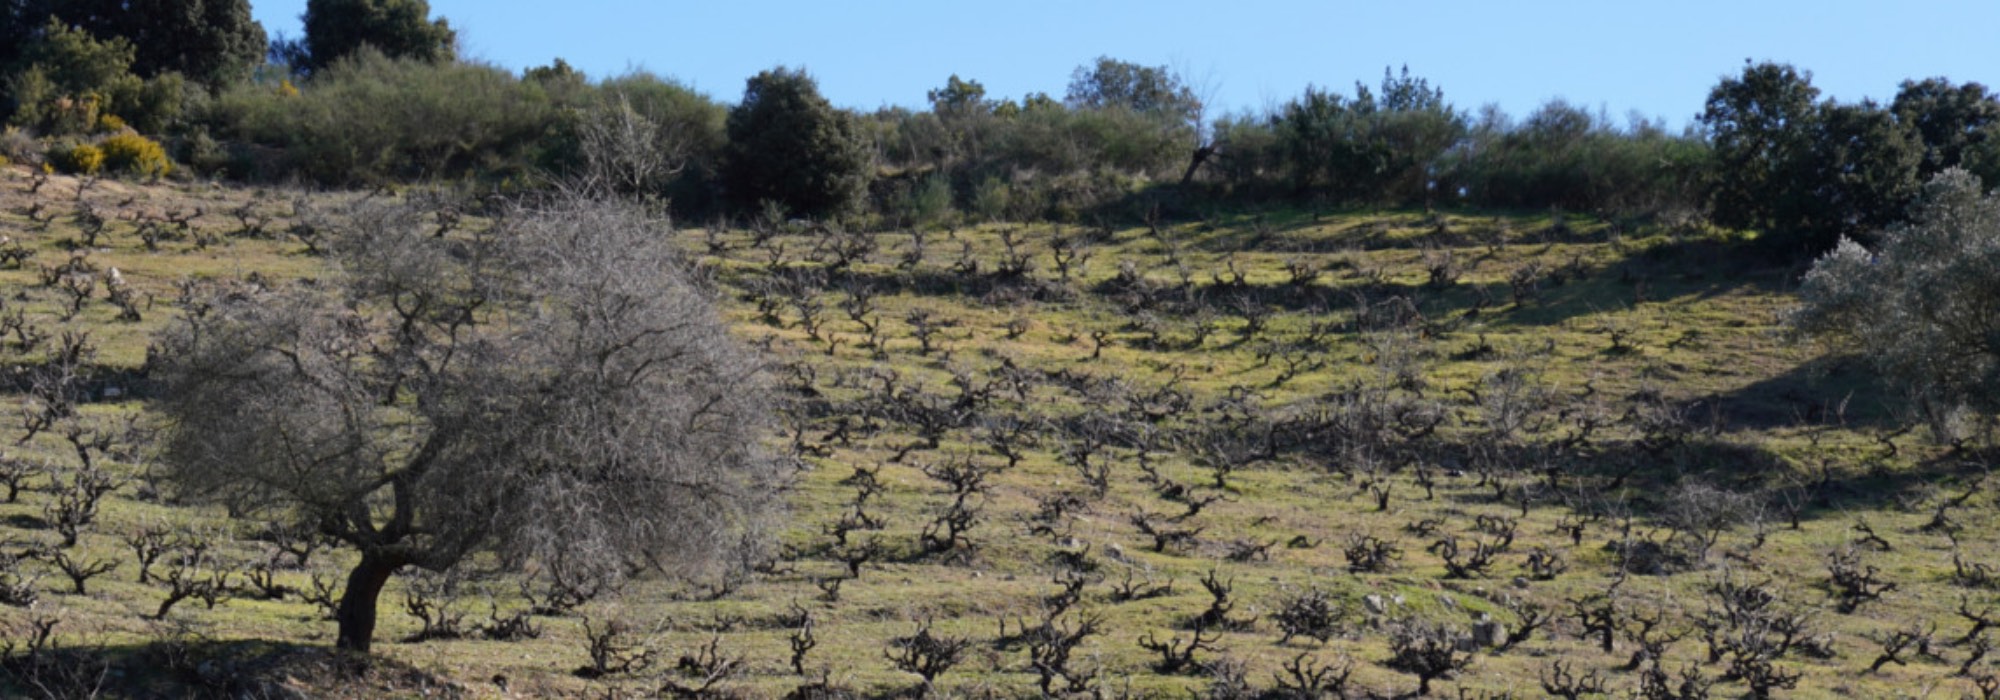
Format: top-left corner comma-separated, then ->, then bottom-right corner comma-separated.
1472,619 -> 1507,648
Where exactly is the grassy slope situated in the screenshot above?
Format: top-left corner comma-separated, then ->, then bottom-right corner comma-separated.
0,166 -> 1994,698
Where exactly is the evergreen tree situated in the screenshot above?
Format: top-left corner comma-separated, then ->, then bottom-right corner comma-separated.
1703,62 -> 1924,255
928,74 -> 989,116
49,0 -> 263,87
1892,77 -> 2000,185
1274,85 -> 1365,196
297,0 -> 454,74
1791,100 -> 1923,248
722,67 -> 870,219
2,0 -> 263,89
1700,61 -> 1822,241
4,18 -> 187,134
1064,56 -> 1199,123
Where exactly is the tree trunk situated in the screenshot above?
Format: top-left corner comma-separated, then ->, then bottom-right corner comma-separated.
335,554 -> 402,653
1179,145 -> 1217,187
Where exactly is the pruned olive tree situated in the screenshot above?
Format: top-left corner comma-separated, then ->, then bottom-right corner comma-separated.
149,194 -> 781,653
1790,168 -> 2000,439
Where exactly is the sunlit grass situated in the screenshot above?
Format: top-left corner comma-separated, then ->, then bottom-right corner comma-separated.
0,166 -> 1992,697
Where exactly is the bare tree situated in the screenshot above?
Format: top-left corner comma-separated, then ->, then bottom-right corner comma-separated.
572,92 -> 696,197
149,195 -> 781,653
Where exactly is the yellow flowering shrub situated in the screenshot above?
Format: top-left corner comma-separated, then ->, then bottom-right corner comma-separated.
99,132 -> 172,178
47,142 -> 104,175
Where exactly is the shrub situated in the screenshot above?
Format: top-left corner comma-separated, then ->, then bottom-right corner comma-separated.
722,67 -> 871,218
297,0 -> 457,75
1449,99 -> 1710,216
889,173 -> 955,228
971,175 -> 1011,222
0,127 -> 37,164
203,50 -> 560,185
100,133 -> 172,178
1791,168 -> 2000,436
104,70 -> 189,135
543,73 -> 726,206
47,142 -> 104,175
174,127 -> 230,176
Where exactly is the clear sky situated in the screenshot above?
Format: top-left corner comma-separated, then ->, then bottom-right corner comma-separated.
251,1 -> 1999,129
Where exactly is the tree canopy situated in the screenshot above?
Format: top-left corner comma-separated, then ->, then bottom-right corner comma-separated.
1701,61 -> 1823,240
295,0 -> 455,74
721,66 -> 871,218
1791,168 -> 2000,436
928,74 -> 990,116
150,195 -> 782,652
1702,61 -> 1928,256
1270,67 -> 1463,205
1064,56 -> 1200,124
1893,77 -> 2000,185
3,18 -> 187,134
12,0 -> 267,88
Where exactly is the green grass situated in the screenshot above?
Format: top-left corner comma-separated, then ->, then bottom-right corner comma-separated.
1,166 -> 1996,698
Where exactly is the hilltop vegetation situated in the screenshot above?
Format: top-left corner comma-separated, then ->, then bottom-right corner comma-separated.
2,1 -> 2000,699
4,2 -> 1996,257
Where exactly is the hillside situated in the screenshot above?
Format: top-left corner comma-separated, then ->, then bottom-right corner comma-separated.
1,168 -> 1995,699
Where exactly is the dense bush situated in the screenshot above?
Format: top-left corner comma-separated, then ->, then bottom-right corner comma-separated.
203,50 -> 560,184
537,70 -> 726,209
5,17 -> 1977,240
292,0 -> 455,75
1892,77 -> 2000,185
157,52 -> 729,210
1792,99 -> 1924,250
1268,69 -> 1465,207
1204,111 -> 1285,198
1790,168 -> 2000,436
3,19 -> 189,135
867,73 -> 1187,222
1,0 -> 264,89
1448,100 -> 1709,216
881,172 -> 956,228
722,67 -> 871,219
47,141 -> 104,174
1702,62 -> 1935,257
99,131 -> 171,178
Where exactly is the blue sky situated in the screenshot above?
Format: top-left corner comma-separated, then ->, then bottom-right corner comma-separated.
252,1 -> 1999,129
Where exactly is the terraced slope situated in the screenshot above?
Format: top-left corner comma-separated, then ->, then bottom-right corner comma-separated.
1,168 -> 1993,698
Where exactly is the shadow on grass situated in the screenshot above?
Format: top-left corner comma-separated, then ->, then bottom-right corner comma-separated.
1690,354 -> 1903,433
714,223 -> 1803,356
0,638 -> 465,699
1579,437 -> 1990,529
1307,430 -> 1974,533
2,513 -> 47,530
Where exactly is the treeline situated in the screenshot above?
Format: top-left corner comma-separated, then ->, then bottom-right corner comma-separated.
2,0 -> 1997,256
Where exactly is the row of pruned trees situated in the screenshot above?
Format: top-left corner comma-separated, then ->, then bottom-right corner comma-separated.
718,206 -> 2000,695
